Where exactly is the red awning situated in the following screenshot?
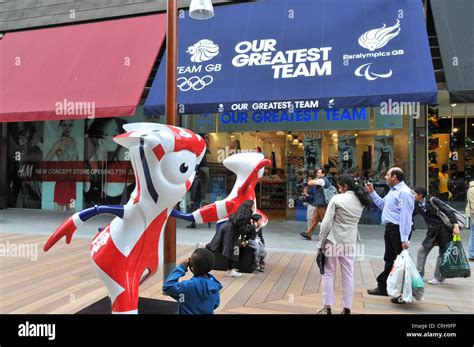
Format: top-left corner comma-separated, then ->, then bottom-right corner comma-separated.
0,14 -> 166,122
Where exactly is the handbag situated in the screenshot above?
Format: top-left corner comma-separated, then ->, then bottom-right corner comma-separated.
316,248 -> 325,275
429,197 -> 467,229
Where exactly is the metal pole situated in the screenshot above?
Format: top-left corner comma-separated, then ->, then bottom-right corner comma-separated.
164,0 -> 178,279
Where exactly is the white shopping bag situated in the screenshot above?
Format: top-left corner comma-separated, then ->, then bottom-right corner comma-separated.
387,250 -> 423,303
402,260 -> 413,303
406,253 -> 425,301
387,251 -> 407,297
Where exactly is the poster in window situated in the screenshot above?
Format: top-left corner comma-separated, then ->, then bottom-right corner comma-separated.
42,120 -> 84,211
303,137 -> 321,171
7,122 -> 44,209
210,174 -> 226,203
83,118 -> 134,207
373,135 -> 394,178
338,135 -> 357,174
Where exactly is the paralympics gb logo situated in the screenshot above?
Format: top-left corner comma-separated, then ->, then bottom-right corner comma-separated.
358,19 -> 401,51
177,76 -> 214,92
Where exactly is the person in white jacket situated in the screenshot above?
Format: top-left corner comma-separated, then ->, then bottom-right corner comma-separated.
316,174 -> 372,315
466,179 -> 474,260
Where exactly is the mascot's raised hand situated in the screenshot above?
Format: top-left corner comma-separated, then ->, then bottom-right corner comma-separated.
172,152 -> 271,228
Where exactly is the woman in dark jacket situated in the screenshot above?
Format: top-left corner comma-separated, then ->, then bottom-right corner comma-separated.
413,187 -> 460,285
205,200 -> 255,277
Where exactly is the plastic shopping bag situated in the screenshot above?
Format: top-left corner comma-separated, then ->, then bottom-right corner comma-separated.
406,254 -> 424,301
440,235 -> 471,279
387,251 -> 407,297
401,262 -> 413,303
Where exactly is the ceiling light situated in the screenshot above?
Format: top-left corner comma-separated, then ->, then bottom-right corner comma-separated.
189,0 -> 214,20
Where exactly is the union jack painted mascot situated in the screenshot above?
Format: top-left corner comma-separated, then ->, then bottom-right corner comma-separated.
44,123 -> 207,314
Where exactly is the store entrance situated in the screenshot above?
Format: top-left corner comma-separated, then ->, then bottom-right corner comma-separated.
203,126 -> 412,225
428,105 -> 474,206
205,131 -> 333,222
205,131 -> 288,221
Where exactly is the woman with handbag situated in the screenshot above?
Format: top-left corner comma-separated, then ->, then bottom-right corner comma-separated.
316,174 -> 371,314
412,186 -> 461,285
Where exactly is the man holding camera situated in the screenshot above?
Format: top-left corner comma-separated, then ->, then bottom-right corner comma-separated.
366,167 -> 414,304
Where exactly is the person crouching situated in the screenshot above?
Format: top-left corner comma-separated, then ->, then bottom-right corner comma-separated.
245,214 -> 267,272
163,248 -> 223,314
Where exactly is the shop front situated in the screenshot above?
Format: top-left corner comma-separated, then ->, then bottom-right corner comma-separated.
426,92 -> 474,208
428,0 -> 474,208
181,106 -> 413,224
143,0 -> 437,225
2,0 -> 438,226
5,110 -> 167,212
1,14 -> 167,211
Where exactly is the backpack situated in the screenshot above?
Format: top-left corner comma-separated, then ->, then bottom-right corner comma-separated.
323,184 -> 338,204
429,197 -> 467,229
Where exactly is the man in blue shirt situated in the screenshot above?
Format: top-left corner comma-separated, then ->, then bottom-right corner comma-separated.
366,167 -> 414,304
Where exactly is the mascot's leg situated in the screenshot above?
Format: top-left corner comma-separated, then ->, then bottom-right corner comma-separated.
91,258 -> 140,314
111,286 -> 139,314
112,269 -> 143,314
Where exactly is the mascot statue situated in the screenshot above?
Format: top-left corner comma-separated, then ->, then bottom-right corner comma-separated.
43,123 -> 206,314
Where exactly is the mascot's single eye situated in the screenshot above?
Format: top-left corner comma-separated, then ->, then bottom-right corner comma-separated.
161,151 -> 196,185
180,163 -> 188,173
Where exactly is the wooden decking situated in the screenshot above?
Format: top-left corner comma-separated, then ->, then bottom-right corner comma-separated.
0,233 -> 472,314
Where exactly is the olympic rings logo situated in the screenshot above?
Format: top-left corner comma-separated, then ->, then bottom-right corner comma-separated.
177,75 -> 214,92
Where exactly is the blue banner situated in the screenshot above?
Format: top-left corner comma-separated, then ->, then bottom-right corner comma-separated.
145,0 -> 437,115
218,107 -> 370,131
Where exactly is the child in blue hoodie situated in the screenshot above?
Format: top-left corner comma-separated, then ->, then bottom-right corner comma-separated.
163,248 -> 223,314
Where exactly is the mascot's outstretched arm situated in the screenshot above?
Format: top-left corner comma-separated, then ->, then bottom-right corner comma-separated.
170,201 -> 236,223
43,205 -> 124,251
236,158 -> 271,196
172,154 -> 271,225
